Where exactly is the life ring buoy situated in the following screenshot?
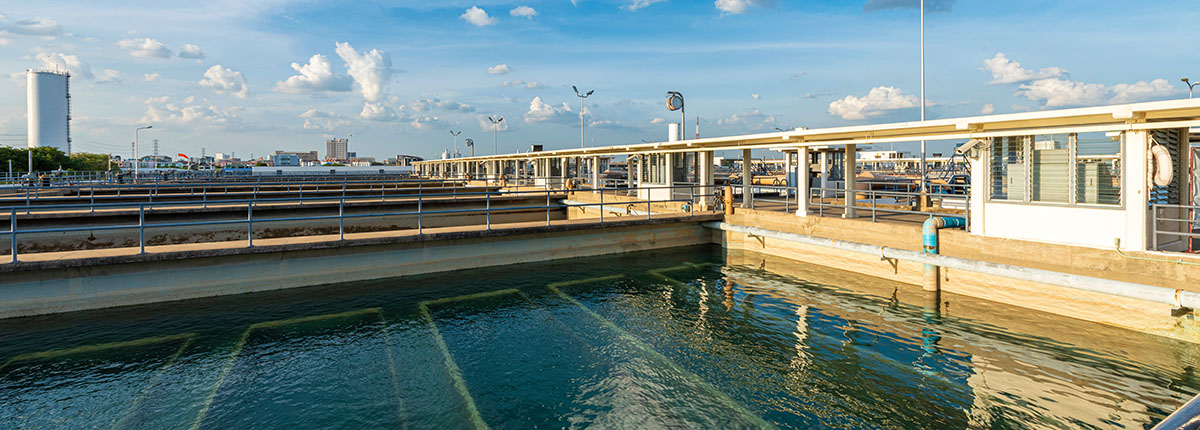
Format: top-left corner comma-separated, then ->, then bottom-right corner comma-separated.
1149,144 -> 1173,187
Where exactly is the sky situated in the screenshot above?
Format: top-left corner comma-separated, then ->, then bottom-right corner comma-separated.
1,0 -> 1197,160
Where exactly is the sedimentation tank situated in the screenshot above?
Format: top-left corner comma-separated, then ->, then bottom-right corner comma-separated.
26,69 -> 71,154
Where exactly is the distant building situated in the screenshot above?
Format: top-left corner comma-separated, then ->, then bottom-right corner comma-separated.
326,138 -> 349,160
347,151 -> 357,158
393,154 -> 424,166
271,153 -> 301,166
273,150 -> 319,163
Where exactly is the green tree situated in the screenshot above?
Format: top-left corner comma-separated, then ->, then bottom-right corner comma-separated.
0,147 -> 117,172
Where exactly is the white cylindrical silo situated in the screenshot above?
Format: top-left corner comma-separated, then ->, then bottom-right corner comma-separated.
26,70 -> 72,154
667,123 -> 680,142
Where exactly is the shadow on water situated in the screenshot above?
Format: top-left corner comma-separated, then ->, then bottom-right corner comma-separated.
0,244 -> 1195,429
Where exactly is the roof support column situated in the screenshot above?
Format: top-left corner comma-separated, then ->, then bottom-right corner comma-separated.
796,146 -> 809,217
636,155 -> 644,190
844,144 -> 857,219
699,150 -> 713,209
741,148 -> 753,209
591,156 -> 599,193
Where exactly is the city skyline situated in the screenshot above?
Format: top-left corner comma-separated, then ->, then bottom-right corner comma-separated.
0,1 -> 1196,160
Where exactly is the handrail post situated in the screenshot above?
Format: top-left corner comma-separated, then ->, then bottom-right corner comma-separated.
546,190 -> 551,226
247,201 -> 254,247
339,198 -> 345,240
138,204 -> 146,254
872,190 -> 877,222
417,193 -> 423,234
486,190 -> 491,230
10,208 -> 16,263
600,187 -> 604,223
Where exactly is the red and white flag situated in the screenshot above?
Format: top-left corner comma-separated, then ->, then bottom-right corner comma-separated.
177,153 -> 189,159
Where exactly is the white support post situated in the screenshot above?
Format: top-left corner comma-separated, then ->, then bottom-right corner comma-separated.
741,148 -> 753,209
699,151 -> 714,209
796,146 -> 809,217
844,144 -> 857,219
591,156 -> 599,193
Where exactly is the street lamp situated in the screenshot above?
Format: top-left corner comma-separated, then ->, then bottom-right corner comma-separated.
1183,77 -> 1196,99
665,91 -> 685,140
135,125 -> 152,178
465,138 -> 475,158
573,86 -> 594,148
449,130 -> 462,158
919,0 -> 927,191
487,116 -> 504,155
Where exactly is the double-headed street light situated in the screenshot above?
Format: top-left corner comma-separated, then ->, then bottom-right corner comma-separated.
487,116 -> 504,155
465,138 -> 475,158
449,130 -> 462,158
573,86 -> 594,148
135,125 -> 153,177
1183,77 -> 1197,99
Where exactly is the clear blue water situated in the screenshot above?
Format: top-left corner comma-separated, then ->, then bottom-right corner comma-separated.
0,245 -> 1196,429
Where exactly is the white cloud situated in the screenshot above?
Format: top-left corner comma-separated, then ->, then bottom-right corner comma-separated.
144,72 -> 160,82
716,108 -> 776,128
714,0 -> 772,15
624,0 -> 668,11
95,69 -> 121,84
0,31 -> 10,46
751,93 -> 760,100
510,6 -> 538,18
117,38 -> 172,58
524,96 -> 575,124
501,80 -> 543,88
461,6 -> 498,27
300,109 -> 351,131
335,42 -> 393,103
1109,79 -> 1176,103
982,53 -> 1065,84
790,71 -> 805,78
275,54 -> 353,94
488,64 -> 512,75
827,86 -> 918,120
178,43 -> 205,60
198,65 -> 249,98
8,18 -> 62,36
360,102 -> 399,121
409,115 -> 446,129
477,115 -> 509,132
35,52 -> 92,80
980,103 -> 995,115
409,97 -> 474,113
1016,77 -> 1176,107
650,117 -> 666,124
140,96 -> 241,128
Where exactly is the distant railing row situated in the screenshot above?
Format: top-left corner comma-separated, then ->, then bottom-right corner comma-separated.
0,184 -> 713,263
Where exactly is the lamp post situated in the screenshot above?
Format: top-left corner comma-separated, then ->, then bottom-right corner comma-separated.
450,130 -> 462,158
919,0 -> 927,192
666,91 -> 685,140
135,125 -> 152,178
487,116 -> 504,155
465,138 -> 475,158
1184,78 -> 1197,99
573,86 -> 594,148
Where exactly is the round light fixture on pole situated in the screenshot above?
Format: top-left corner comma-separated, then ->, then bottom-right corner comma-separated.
665,91 -> 685,141
465,138 -> 475,158
1183,77 -> 1196,99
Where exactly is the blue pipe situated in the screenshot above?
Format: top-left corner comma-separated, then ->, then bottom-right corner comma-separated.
923,216 -> 966,291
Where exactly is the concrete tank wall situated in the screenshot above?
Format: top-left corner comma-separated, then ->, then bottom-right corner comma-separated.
26,70 -> 71,154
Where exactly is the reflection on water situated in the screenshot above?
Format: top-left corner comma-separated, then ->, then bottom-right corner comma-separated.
0,245 -> 1196,429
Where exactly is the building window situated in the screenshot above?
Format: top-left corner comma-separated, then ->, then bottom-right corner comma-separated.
989,136 -> 1026,201
988,132 -> 1122,207
1075,133 -> 1122,205
1031,134 -> 1070,203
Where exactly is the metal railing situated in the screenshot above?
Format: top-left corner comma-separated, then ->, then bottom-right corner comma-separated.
0,184 -> 713,263
808,183 -> 970,228
1150,204 -> 1200,253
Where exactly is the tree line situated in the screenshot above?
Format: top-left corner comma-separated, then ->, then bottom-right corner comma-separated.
0,147 -> 112,173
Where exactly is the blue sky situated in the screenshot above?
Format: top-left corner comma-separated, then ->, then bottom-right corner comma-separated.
1,0 -> 1196,160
